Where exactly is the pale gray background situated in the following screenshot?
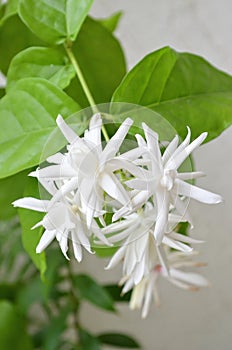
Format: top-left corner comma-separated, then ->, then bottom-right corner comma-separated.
77,1 -> 232,350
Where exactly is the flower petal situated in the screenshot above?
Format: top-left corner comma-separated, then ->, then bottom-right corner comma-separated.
175,179 -> 222,204
12,197 -> 49,212
56,114 -> 79,144
36,229 -> 56,253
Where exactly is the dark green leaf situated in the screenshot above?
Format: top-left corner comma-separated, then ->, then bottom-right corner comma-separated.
98,333 -> 140,348
104,284 -> 131,302
74,274 -> 115,312
18,0 -> 94,44
0,169 -> 28,219
79,329 -> 101,350
0,283 -> 17,301
7,47 -> 75,91
66,17 -> 126,106
98,11 -> 123,32
18,176 -> 46,277
0,14 -> 44,74
43,306 -> 71,350
0,77 -> 80,178
0,300 -> 33,349
112,46 -> 232,141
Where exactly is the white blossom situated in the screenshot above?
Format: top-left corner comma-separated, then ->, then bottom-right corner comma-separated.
124,125 -> 222,244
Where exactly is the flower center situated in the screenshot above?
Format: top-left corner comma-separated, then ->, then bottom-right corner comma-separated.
160,169 -> 176,190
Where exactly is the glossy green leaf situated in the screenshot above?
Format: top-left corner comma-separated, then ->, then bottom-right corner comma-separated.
7,47 -> 75,91
98,333 -> 140,348
66,17 -> 126,106
0,169 -> 28,219
0,0 -> 18,24
79,329 -> 101,350
74,274 -> 116,312
0,300 -> 33,349
18,0 -> 94,45
0,77 -> 80,178
112,46 -> 232,141
0,15 -> 44,74
98,11 -> 123,32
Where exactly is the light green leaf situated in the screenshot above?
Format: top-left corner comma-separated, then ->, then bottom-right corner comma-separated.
112,46 -> 232,141
0,300 -> 33,349
0,0 -> 18,25
18,176 -> 46,277
0,77 -> 80,178
0,169 -> 28,220
79,329 -> 101,350
74,274 -> 116,312
7,47 -> 75,91
98,333 -> 140,348
0,14 -> 44,74
18,0 -> 94,45
98,11 -> 123,32
66,16 -> 126,106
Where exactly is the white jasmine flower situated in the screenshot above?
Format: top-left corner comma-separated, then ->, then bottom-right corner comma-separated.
103,204 -> 202,285
31,114 -> 143,227
129,252 -> 209,318
13,193 -> 111,262
125,125 -> 222,244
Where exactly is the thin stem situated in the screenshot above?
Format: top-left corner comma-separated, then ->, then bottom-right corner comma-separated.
64,41 -> 110,143
64,42 -> 98,114
102,124 -> 110,142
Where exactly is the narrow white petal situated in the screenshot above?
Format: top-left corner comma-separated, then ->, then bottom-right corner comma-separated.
170,268 -> 209,287
177,171 -> 205,180
168,132 -> 207,170
72,239 -> 83,262
100,172 -> 131,206
103,118 -> 133,159
175,179 -> 222,204
162,236 -> 193,253
56,114 -> 78,144
156,244 -> 169,276
169,232 -> 204,244
36,229 -> 56,253
162,135 -> 179,165
85,113 -> 102,146
154,189 -> 169,244
46,152 -> 64,164
49,178 -> 78,208
142,275 -> 156,318
59,233 -> 70,260
13,197 -> 49,212
105,246 -> 127,270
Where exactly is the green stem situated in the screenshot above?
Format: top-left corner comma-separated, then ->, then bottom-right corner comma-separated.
64,42 -> 98,114
64,42 -> 110,142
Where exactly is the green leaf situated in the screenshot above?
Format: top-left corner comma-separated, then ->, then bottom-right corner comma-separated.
104,284 -> 131,302
43,306 -> 71,350
79,329 -> 101,350
0,0 -> 18,24
0,169 -> 28,219
0,14 -> 44,74
0,300 -> 33,349
7,47 -> 75,91
66,16 -> 126,106
98,333 -> 140,348
18,0 -> 94,45
0,77 -> 80,178
74,274 -> 116,312
18,176 -> 46,277
98,11 -> 123,32
112,46 -> 232,141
